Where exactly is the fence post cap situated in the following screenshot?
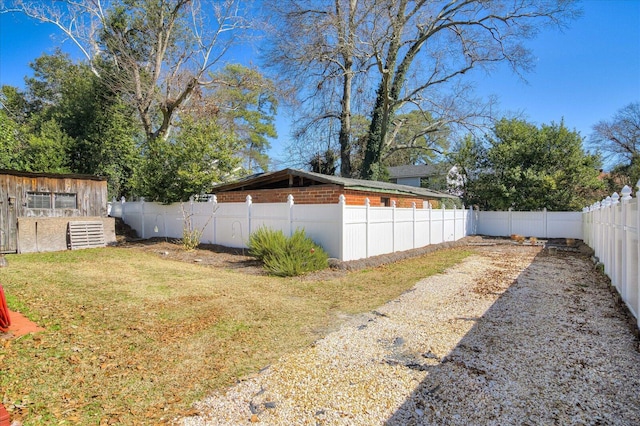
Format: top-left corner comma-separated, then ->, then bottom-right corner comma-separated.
140,196 -> 145,203
211,194 -> 218,203
287,194 -> 294,205
621,185 -> 632,201
391,200 -> 396,208
246,195 -> 252,204
611,192 -> 620,205
365,198 -> 370,207
339,194 -> 346,205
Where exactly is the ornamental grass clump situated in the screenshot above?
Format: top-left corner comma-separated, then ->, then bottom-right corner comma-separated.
248,227 -> 328,277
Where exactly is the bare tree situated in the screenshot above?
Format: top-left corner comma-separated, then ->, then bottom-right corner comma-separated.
360,0 -> 581,179
2,0 -> 252,143
590,102 -> 640,165
265,0 -> 376,177
266,0 -> 580,179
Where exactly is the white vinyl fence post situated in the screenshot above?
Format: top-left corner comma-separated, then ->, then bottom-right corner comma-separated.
189,195 -> 195,239
120,196 -> 126,222
636,180 -> 640,325
598,200 -> 604,263
604,197 -> 612,278
508,207 -> 513,236
339,194 -> 346,261
365,198 -> 370,258
462,204 -> 466,237
246,195 -> 253,238
612,192 -> 620,289
543,207 -> 548,238
621,185 -> 632,305
427,202 -> 432,245
453,204 -> 458,241
287,194 -> 294,237
140,197 -> 146,239
413,202 -> 418,249
212,194 -> 218,245
441,202 -> 445,243
392,200 -> 397,253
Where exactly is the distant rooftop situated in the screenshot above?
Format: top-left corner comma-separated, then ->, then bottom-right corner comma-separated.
387,164 -> 440,179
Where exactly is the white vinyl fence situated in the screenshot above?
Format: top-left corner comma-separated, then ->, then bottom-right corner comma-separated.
110,191 -> 640,328
583,185 -> 640,326
110,195 -> 476,261
477,209 -> 583,239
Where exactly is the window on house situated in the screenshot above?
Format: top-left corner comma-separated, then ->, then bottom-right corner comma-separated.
26,192 -> 52,209
381,197 -> 391,207
55,193 -> 77,209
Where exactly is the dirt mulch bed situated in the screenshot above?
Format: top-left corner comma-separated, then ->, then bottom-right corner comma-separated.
115,235 -> 593,281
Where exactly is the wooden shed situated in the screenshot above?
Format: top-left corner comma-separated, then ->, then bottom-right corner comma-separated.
0,169 -> 116,253
212,168 -> 458,207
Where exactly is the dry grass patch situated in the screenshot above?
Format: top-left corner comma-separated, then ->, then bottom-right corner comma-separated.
0,246 -> 472,425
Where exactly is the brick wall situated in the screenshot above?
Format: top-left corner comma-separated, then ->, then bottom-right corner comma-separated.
215,185 -> 343,204
215,184 -> 436,207
343,189 -> 432,208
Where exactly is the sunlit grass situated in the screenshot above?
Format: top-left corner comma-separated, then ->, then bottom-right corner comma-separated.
0,246 -> 473,425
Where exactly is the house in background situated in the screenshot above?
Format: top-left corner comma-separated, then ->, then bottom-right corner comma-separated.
389,164 -> 455,189
211,168 -> 457,207
0,170 -> 116,253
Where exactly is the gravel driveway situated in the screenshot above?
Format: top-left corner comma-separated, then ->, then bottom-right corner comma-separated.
181,243 -> 640,425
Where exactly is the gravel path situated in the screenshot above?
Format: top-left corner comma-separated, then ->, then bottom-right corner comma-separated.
180,244 -> 640,425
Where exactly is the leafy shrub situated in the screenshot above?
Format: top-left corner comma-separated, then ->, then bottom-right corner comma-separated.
248,226 -> 288,261
248,227 -> 328,277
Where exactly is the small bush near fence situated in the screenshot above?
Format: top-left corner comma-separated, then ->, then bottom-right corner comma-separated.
248,227 -> 329,277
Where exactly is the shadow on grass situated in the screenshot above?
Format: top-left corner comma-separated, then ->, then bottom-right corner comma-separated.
385,248 -> 640,425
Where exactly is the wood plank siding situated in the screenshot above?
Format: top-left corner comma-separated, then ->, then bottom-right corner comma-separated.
0,170 -> 110,253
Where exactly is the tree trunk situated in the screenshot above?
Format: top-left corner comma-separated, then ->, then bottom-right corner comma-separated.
361,0 -> 408,180
337,0 -> 358,178
339,70 -> 353,177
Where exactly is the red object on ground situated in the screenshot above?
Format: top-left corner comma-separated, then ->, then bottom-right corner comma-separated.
5,309 -> 44,337
0,403 -> 10,426
0,285 -> 10,332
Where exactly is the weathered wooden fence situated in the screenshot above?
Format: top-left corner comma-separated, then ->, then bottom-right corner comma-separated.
110,195 -> 476,261
583,185 -> 640,326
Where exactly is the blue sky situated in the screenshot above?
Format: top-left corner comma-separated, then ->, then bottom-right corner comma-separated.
1,0 -> 639,167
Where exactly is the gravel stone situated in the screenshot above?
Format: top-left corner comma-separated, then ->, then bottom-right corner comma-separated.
180,244 -> 640,425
